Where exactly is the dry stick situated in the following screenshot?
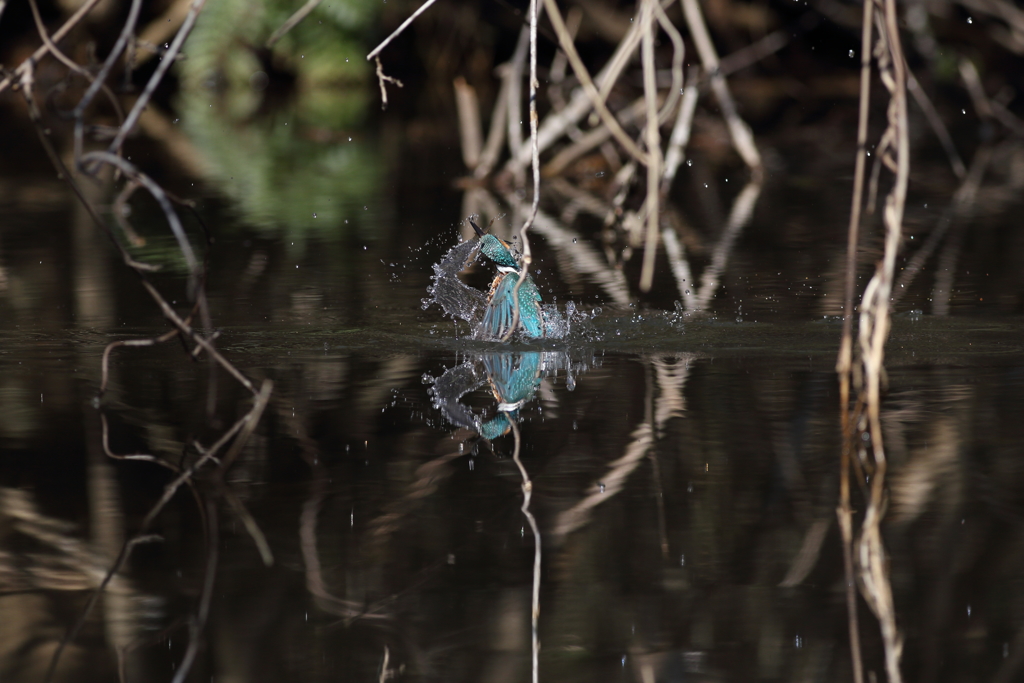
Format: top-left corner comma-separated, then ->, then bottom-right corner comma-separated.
508,417 -> 541,683
374,57 -> 404,111
501,0 -> 543,342
508,15 -> 643,172
907,72 -> 966,180
662,67 -> 700,194
454,77 -> 484,170
835,0 -> 874,679
639,0 -> 663,293
72,0 -> 143,164
25,0 -> 124,128
652,0 -> 685,125
679,0 -> 762,174
365,0 -> 437,108
366,0 -> 438,61
541,0 -> 649,165
854,0 -> 909,679
542,97 -> 648,177
106,0 -> 208,156
0,0 -> 104,94
267,0 -> 323,47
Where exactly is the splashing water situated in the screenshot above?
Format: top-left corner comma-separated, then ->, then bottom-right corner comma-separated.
423,237 -> 598,341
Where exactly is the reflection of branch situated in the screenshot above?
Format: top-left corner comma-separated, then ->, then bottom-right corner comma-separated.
553,422 -> 653,538
691,180 -> 762,313
892,145 -> 990,308
508,419 -> 541,683
525,203 -> 632,305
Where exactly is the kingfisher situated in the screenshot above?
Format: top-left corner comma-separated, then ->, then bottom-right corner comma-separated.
470,220 -> 544,340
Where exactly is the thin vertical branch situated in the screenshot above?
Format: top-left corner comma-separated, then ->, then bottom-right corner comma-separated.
836,1 -> 874,681
639,0 -> 663,292
502,0 -> 543,342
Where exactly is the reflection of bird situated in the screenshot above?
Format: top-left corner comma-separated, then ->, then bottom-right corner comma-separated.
478,353 -> 543,439
471,221 -> 543,339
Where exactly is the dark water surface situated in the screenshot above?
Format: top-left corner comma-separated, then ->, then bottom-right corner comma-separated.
2,120 -> 1024,683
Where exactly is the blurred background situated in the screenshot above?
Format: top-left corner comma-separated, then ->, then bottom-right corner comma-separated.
1,0 -> 1024,681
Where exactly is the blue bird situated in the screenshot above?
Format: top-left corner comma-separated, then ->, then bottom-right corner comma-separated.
470,221 -> 544,340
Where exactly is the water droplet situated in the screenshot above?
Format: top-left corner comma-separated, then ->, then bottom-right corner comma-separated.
595,171 -> 605,177
680,554 -> 685,566
599,482 -> 606,493
849,49 -> 855,58
164,43 -> 169,49
967,604 -> 972,616
686,159 -> 693,166
173,118 -> 179,123
795,635 -> 803,648
348,136 -> 352,141
967,16 -> 973,23
572,238 -> 577,243
312,213 -> 317,218
363,205 -> 368,210
962,108 -> 967,115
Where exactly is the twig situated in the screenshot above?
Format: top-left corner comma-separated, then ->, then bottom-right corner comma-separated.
72,0 -> 142,164
0,0 -> 105,95
502,0 -> 543,342
105,0 -> 209,156
662,67 -> 701,194
374,56 -> 404,111
366,0 -> 439,61
835,0 -> 874,674
267,0 -> 323,47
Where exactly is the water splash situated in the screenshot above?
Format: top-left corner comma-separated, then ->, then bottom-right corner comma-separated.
423,237 -> 599,341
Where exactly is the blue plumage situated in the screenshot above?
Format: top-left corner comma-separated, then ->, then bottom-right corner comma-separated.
470,220 -> 544,340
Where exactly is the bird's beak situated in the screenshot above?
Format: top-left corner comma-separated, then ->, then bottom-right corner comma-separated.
469,219 -> 486,238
